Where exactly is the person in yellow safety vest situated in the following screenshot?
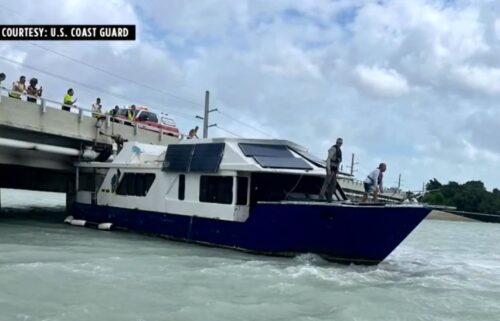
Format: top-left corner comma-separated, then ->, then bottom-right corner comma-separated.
127,105 -> 137,121
9,75 -> 26,99
63,88 -> 77,112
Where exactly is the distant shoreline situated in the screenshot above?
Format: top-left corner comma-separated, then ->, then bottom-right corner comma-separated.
427,210 -> 477,222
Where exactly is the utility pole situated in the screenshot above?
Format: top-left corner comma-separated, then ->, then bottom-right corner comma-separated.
203,91 -> 209,138
348,153 -> 358,176
397,174 -> 401,192
196,91 -> 217,138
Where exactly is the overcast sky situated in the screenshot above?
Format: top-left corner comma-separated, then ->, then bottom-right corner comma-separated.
0,0 -> 499,191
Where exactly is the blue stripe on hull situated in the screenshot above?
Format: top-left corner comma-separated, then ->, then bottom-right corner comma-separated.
73,203 -> 430,265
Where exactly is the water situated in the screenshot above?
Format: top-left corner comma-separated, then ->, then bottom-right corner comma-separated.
1,189 -> 499,321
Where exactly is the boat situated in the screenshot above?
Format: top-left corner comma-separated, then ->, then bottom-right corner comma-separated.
71,138 -> 431,265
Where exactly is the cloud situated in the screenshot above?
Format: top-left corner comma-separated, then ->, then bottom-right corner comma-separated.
261,45 -> 322,79
353,65 -> 410,97
463,139 -> 500,162
451,65 -> 500,95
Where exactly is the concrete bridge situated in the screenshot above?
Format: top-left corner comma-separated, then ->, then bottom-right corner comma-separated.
0,86 -> 178,206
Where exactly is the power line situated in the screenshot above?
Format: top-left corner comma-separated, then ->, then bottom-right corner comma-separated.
28,42 -> 204,109
215,125 -> 242,138
217,110 -> 273,138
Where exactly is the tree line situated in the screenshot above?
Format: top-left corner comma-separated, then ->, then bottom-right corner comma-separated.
421,179 -> 500,215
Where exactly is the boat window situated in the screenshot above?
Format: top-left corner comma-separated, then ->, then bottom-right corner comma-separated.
199,176 -> 233,204
178,174 -> 185,200
250,173 -> 324,203
237,177 -> 248,205
117,173 -> 156,196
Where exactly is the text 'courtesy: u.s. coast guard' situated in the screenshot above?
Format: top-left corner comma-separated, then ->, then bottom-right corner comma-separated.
0,25 -> 136,41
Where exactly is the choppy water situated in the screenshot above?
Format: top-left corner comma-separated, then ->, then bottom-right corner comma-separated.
1,189 -> 499,321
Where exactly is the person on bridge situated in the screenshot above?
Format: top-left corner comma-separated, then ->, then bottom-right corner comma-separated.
63,88 -> 77,112
26,78 -> 43,103
9,76 -> 26,99
92,98 -> 102,118
362,163 -> 387,203
320,137 -> 343,202
0,73 -> 5,83
127,105 -> 137,121
187,126 -> 199,139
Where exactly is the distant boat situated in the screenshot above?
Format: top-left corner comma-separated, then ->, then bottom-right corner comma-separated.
71,138 -> 431,265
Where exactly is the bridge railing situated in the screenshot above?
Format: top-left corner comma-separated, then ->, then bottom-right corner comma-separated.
0,84 -> 183,140
0,84 -> 96,118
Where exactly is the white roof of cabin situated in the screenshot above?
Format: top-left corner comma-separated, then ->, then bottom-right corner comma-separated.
86,138 -> 326,175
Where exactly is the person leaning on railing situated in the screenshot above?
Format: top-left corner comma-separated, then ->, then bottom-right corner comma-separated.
26,78 -> 43,103
62,88 -> 77,111
92,97 -> 102,118
9,75 -> 26,99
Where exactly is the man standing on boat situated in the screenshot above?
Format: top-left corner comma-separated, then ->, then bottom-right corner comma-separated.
362,163 -> 387,203
320,137 -> 343,202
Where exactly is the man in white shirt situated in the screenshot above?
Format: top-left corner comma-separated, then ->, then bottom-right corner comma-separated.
362,163 -> 387,202
92,97 -> 102,118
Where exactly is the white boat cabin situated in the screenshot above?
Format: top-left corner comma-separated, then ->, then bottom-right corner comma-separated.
75,138 -> 346,222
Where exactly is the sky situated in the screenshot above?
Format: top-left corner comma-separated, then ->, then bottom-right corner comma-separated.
0,0 -> 499,192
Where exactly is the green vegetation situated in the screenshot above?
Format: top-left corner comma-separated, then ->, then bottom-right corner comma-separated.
421,179 -> 500,215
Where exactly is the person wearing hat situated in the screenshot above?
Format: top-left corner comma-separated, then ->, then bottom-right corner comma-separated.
26,78 -> 43,103
9,75 -> 26,99
320,137 -> 343,202
362,163 -> 387,203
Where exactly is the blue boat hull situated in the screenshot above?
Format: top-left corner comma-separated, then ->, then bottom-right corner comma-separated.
72,203 -> 430,265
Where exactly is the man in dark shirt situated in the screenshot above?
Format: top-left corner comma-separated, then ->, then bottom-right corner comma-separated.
320,137 -> 343,202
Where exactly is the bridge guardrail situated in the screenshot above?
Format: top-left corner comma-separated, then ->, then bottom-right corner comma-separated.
0,84 -> 183,140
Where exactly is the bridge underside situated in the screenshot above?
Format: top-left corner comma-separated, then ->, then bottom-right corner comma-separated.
0,164 -> 74,193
